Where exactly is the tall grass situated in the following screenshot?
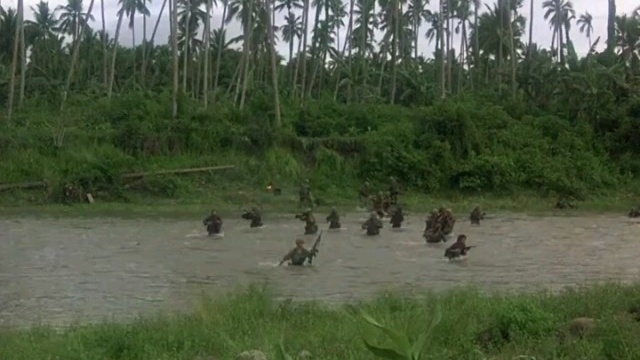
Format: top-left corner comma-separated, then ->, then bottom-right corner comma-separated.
2,284 -> 640,359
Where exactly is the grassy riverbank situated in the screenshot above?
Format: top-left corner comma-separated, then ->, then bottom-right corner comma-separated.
0,186 -> 638,219
2,284 -> 640,359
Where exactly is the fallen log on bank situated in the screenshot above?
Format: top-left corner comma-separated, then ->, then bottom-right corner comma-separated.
120,165 -> 235,179
0,165 -> 235,193
0,181 -> 48,192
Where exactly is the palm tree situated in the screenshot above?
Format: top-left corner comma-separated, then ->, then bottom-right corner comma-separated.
107,0 -> 126,98
171,0 -> 179,118
577,12 -> 593,48
265,0 -> 282,127
57,0 -> 94,46
281,12 -> 303,62
101,0 -> 107,85
406,0 -> 430,59
213,0 -> 229,100
122,0 -> 151,82
203,0 -> 212,107
7,0 -> 22,122
438,0 -> 445,98
614,15 -> 640,68
542,0 -> 574,63
61,0 -> 96,110
27,1 -> 58,40
607,0 -> 616,54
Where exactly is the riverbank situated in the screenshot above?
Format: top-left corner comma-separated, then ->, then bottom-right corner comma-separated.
0,186 -> 637,219
2,284 -> 640,359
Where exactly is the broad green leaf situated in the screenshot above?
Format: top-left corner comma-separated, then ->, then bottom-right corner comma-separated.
410,306 -> 443,358
363,338 -> 410,360
361,311 -> 412,353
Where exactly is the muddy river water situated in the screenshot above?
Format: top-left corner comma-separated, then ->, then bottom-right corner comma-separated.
0,212 -> 638,327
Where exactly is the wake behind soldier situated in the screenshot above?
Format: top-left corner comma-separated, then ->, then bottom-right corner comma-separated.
390,205 -> 404,228
278,238 -> 318,266
326,207 -> 341,229
202,210 -> 223,235
296,208 -> 318,235
362,212 -> 383,236
469,206 -> 485,225
241,207 -> 263,228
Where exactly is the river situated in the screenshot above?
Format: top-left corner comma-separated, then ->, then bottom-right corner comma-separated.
0,212 -> 638,327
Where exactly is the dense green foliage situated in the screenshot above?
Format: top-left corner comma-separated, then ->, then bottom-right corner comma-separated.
2,89 -> 640,203
2,92 -> 638,204
3,284 -> 640,359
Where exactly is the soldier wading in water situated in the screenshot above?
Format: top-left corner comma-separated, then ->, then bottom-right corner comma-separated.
279,234 -> 321,266
202,210 -> 223,235
296,208 -> 318,235
242,207 -> 263,228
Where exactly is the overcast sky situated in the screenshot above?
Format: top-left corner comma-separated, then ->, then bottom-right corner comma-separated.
3,0 -> 639,58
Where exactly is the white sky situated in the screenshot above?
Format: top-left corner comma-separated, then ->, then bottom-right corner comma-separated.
3,0 -> 639,58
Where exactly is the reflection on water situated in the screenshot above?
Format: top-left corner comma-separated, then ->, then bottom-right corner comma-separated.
0,212 -> 638,327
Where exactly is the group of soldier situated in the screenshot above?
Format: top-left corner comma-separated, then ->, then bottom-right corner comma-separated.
202,179 -> 640,265
201,178 -> 492,266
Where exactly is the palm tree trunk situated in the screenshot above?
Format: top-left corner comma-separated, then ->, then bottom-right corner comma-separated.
527,0 -> 533,59
213,0 -> 228,101
606,0 -> 616,54
101,0 -> 108,87
306,0 -> 323,99
473,0 -> 479,87
457,19 -> 465,93
108,13 -> 125,98
293,26 -> 303,95
335,0 -> 354,101
171,0 -> 179,118
6,0 -> 22,123
439,0 -> 445,98
144,0 -> 168,74
344,0 -> 354,102
203,0 -> 211,108
266,0 -> 282,127
239,0 -> 255,109
132,19 -> 137,83
390,2 -> 399,103
508,4 -> 516,97
497,0 -> 503,92
61,0 -> 96,110
446,1 -> 452,93
300,0 -> 310,99
182,0 -> 191,92
19,0 -> 26,108
558,23 -> 564,63
142,5 -> 148,83
413,13 -> 418,60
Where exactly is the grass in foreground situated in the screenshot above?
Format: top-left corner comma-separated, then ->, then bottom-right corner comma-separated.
3,284 -> 640,359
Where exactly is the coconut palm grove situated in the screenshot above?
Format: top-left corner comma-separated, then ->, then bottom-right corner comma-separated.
0,0 -> 639,204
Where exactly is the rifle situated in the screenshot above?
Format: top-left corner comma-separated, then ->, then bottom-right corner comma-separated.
308,231 -> 323,265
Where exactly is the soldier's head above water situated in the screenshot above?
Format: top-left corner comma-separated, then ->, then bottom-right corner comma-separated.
370,212 -> 378,219
457,234 -> 467,243
295,238 -> 305,247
